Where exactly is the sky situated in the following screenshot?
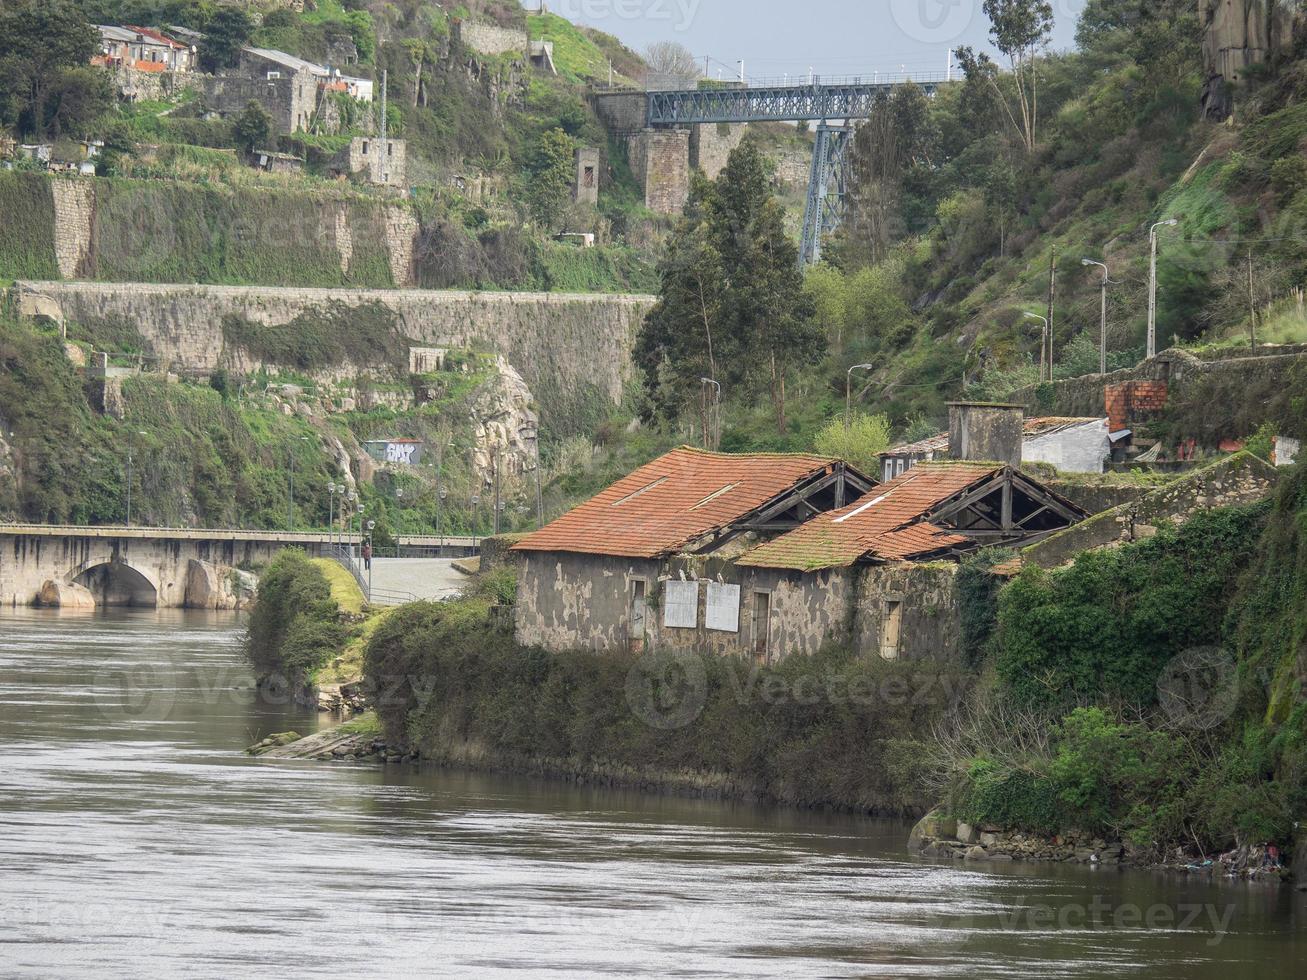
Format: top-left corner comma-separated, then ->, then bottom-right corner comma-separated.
529,0 -> 1089,81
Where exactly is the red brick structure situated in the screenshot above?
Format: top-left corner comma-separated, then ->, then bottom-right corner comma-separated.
1105,380 -> 1168,433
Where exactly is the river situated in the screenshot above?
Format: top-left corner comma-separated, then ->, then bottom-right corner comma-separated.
0,608 -> 1302,977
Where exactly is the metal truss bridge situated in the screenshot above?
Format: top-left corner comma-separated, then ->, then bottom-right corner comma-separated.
645,74 -> 945,266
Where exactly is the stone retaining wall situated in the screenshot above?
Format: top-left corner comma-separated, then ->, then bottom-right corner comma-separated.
18,280 -> 655,435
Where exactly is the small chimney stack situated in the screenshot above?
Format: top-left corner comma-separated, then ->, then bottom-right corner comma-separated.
947,402 -> 1025,467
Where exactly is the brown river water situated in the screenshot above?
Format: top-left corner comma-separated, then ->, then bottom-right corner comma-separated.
0,608 -> 1303,977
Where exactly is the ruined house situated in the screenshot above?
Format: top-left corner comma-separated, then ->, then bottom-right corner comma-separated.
879,415 -> 1110,480
512,408 -> 1087,663
511,448 -> 874,656
199,47 -> 373,134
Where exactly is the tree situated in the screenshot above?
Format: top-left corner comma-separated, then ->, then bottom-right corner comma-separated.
635,175 -> 724,434
233,99 -> 274,154
981,0 -> 1054,152
813,414 -> 892,473
526,127 -> 575,230
636,140 -> 823,436
644,41 -> 698,89
0,1 -> 99,139
199,6 -> 253,73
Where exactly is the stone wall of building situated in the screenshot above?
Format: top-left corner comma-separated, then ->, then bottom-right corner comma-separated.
18,280 -> 654,435
513,550 -> 966,663
850,563 -> 963,664
1022,452 -> 1280,569
198,65 -> 320,133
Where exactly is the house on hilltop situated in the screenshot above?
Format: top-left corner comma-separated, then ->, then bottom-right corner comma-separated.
199,47 -> 373,134
95,25 -> 195,73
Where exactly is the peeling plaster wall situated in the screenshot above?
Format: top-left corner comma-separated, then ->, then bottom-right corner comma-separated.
850,563 -> 964,664
514,551 -> 965,663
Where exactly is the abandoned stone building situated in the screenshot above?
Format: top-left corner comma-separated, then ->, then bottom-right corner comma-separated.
512,405 -> 1088,663
200,47 -> 373,134
329,136 -> 407,187
511,447 -> 875,656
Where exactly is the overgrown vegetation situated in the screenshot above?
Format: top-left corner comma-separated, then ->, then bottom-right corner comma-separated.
245,549 -> 347,689
363,577 -> 962,813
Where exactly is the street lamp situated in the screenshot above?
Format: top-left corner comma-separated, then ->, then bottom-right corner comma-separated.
698,378 -> 720,450
845,364 -> 875,427
365,519 -> 376,599
1081,259 -> 1110,375
438,487 -> 448,548
327,482 -> 338,549
125,430 -> 148,526
470,493 -> 481,544
1023,312 -> 1049,381
1148,219 -> 1179,360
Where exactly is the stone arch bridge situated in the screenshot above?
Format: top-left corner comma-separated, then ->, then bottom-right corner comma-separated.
0,526 -> 481,609
0,526 -> 343,609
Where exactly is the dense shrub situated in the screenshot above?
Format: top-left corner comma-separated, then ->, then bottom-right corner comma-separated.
994,505 -> 1269,710
0,171 -> 58,278
363,593 -> 971,812
245,550 -> 346,686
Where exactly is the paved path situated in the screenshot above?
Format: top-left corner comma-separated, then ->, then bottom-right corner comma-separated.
368,558 -> 467,602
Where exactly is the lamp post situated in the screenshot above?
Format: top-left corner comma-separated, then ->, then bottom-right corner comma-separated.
845,364 -> 875,427
355,501 -> 364,557
365,519 -> 375,599
698,378 -> 720,450
125,430 -> 148,526
1081,259 -> 1110,375
1148,219 -> 1179,360
470,493 -> 481,546
438,487 -> 448,549
1023,312 -> 1049,381
327,482 -> 337,549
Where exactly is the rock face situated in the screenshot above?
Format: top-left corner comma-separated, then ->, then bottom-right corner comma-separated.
468,356 -> 540,479
36,579 -> 97,609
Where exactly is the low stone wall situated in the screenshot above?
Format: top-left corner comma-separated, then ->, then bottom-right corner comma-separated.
1011,348 -> 1307,441
908,810 -> 1294,881
1023,453 -> 1279,569
1042,479 -> 1150,516
19,280 -> 655,435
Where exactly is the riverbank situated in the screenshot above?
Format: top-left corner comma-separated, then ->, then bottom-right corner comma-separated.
908,811 -> 1298,886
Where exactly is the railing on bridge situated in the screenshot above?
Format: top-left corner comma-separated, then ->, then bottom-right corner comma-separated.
646,73 -> 946,126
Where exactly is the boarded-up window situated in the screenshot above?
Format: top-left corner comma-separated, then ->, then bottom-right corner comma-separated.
751,591 -> 771,660
583,165 -> 595,187
880,600 -> 903,660
705,582 -> 740,632
663,580 -> 698,628
629,580 -> 647,639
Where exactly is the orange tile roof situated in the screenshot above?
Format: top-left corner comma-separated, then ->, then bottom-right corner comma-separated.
737,462 -> 1000,571
511,446 -> 841,559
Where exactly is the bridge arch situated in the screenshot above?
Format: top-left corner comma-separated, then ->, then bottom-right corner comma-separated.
66,556 -> 159,608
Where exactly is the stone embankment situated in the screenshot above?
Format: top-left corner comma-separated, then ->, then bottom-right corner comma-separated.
248,728 -> 418,764
908,811 -> 1294,884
